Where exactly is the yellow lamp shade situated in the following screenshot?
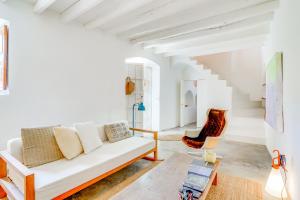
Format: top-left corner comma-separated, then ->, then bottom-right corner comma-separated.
265,168 -> 287,198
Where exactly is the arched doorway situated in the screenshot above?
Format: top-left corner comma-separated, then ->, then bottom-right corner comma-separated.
125,57 -> 160,131
180,80 -> 197,127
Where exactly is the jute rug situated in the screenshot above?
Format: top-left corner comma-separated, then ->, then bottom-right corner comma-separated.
206,173 -> 263,200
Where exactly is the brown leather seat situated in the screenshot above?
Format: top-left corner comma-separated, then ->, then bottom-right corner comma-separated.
182,109 -> 227,149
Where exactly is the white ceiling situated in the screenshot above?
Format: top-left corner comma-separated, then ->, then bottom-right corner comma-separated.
21,0 -> 279,57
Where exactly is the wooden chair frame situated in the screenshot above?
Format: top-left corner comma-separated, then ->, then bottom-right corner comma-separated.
0,128 -> 158,200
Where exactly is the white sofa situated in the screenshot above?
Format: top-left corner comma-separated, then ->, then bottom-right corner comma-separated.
0,124 -> 158,200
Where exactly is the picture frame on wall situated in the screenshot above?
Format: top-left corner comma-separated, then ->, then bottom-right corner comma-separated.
265,52 -> 284,133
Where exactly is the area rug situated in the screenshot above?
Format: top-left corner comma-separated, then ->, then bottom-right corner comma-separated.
206,173 -> 263,200
67,159 -> 161,200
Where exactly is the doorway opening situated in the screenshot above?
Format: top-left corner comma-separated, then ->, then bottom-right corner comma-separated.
180,80 -> 197,127
125,57 -> 160,131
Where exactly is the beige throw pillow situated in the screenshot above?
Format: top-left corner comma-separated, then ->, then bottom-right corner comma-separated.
21,126 -> 63,168
104,122 -> 132,143
74,122 -> 103,154
53,127 -> 83,159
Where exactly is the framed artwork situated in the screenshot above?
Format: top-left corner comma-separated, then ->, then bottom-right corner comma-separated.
265,52 -> 284,132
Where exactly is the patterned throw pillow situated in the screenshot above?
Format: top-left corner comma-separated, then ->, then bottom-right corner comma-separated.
104,122 -> 132,143
21,126 -> 63,168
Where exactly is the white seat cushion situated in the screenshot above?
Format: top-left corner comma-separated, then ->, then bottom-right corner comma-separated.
32,136 -> 155,200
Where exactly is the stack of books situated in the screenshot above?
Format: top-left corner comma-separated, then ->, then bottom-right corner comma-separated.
179,160 -> 214,200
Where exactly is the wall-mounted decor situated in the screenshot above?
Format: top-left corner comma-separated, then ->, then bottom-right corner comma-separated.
265,52 -> 284,132
125,76 -> 135,95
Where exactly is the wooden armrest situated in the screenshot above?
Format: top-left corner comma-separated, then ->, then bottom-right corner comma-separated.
0,151 -> 33,177
129,128 -> 157,134
130,128 -> 158,161
130,128 -> 158,141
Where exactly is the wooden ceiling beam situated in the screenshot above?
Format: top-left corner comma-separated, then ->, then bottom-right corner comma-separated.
85,0 -> 154,29
130,0 -> 278,44
104,0 -> 204,34
154,24 -> 270,54
165,36 -> 266,57
118,0 -> 274,39
142,13 -> 273,47
34,0 -> 57,14
61,0 -> 105,23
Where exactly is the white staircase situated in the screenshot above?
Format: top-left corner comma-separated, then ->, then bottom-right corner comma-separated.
171,56 -> 231,86
173,56 -> 266,145
190,58 -> 266,145
172,56 -> 233,128
228,88 -> 266,145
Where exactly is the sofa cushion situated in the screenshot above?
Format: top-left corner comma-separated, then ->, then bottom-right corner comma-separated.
31,136 -> 155,200
53,127 -> 83,159
104,122 -> 132,143
96,124 -> 108,142
21,126 -> 63,168
74,122 -> 103,154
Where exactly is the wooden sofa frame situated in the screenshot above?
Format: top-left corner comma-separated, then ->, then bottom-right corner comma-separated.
0,128 -> 158,200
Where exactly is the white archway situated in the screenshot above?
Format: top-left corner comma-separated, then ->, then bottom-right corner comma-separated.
125,57 -> 160,131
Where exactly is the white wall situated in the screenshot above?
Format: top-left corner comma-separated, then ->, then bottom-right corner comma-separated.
262,0 -> 300,199
197,80 -> 232,127
195,47 -> 264,101
159,60 -> 183,130
0,0 -> 172,149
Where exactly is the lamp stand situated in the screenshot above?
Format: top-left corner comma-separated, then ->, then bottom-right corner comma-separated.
132,103 -> 138,135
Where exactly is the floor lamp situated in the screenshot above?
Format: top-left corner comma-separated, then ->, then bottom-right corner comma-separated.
132,102 -> 145,134
265,150 -> 287,199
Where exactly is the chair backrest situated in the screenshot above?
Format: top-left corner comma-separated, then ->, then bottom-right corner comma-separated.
198,109 -> 227,141
202,109 -> 228,150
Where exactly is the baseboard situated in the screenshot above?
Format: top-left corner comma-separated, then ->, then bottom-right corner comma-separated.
224,134 -> 266,145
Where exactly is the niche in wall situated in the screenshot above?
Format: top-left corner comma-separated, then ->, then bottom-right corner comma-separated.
180,80 -> 197,127
185,90 -> 195,107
